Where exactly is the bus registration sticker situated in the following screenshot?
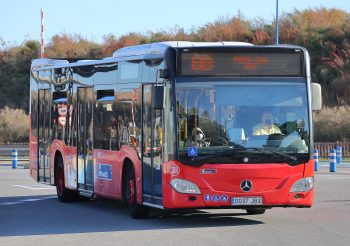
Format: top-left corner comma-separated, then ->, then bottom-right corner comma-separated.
231,197 -> 263,206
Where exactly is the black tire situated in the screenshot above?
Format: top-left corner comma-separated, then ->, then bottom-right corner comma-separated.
125,165 -> 149,219
55,157 -> 78,202
246,208 -> 266,215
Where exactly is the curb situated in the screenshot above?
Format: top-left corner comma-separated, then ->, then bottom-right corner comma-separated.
0,163 -> 29,169
315,171 -> 350,175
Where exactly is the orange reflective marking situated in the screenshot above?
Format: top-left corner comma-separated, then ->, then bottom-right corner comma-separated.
191,55 -> 214,71
232,56 -> 269,70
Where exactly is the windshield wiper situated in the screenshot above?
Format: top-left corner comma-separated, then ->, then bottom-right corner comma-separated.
179,146 -> 300,165
184,146 -> 246,164
246,147 -> 298,164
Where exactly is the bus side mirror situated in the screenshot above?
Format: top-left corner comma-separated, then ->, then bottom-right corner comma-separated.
152,85 -> 164,110
311,83 -> 322,111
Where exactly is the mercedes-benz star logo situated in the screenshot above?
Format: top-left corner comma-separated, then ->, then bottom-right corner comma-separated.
240,180 -> 252,192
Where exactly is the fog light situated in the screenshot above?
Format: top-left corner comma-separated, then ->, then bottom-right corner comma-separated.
290,177 -> 314,193
188,196 -> 196,201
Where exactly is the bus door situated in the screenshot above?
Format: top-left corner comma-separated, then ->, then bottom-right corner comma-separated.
38,89 -> 52,183
77,87 -> 94,192
142,84 -> 163,207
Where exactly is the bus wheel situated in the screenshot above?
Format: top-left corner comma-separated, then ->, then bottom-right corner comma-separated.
125,166 -> 149,219
246,208 -> 266,215
55,157 -> 78,202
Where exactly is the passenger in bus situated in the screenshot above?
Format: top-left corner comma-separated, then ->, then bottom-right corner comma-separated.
109,117 -> 118,150
110,117 -> 118,138
253,112 -> 281,136
185,127 -> 209,147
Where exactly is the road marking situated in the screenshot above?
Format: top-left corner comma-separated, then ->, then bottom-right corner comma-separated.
12,185 -> 55,190
0,202 -> 22,205
318,176 -> 350,180
316,174 -> 350,179
0,196 -> 56,206
20,198 -> 44,202
19,196 -> 56,202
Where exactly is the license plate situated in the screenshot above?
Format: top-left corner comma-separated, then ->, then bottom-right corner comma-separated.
231,197 -> 263,206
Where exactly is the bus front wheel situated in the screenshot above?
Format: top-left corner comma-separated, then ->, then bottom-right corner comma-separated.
125,165 -> 149,219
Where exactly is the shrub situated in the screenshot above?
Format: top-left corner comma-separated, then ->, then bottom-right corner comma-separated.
313,106 -> 350,142
0,107 -> 29,143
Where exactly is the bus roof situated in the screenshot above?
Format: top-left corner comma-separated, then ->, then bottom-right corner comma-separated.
31,42 -> 253,71
31,41 -> 306,72
112,41 -> 253,58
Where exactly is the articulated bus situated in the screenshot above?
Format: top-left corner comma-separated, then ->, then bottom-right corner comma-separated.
29,41 -> 322,218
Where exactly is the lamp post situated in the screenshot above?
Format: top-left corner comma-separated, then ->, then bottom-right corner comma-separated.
275,0 -> 279,45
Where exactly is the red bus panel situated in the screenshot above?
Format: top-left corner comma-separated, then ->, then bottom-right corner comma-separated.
162,161 -> 313,209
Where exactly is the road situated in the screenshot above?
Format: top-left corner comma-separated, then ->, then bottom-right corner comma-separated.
0,164 -> 350,246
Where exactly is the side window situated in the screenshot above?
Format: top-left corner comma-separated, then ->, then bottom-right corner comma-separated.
65,85 -> 76,146
52,91 -> 67,141
94,90 -> 118,150
31,90 -> 38,137
38,89 -> 51,140
117,86 -> 141,152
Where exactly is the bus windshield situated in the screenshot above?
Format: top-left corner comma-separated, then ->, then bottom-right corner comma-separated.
176,81 -> 310,166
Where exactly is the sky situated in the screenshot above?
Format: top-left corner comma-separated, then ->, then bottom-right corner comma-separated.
0,0 -> 349,46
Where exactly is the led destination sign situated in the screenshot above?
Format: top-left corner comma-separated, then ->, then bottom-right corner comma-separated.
178,49 -> 304,77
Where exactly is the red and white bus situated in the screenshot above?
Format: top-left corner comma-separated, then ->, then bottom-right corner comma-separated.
29,42 -> 322,218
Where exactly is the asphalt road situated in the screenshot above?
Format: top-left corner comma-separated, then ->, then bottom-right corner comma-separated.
0,164 -> 350,246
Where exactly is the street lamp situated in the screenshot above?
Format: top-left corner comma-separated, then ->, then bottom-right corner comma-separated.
276,0 -> 279,45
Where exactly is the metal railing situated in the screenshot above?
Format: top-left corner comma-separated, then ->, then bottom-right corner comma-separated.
314,142 -> 350,159
0,143 -> 29,161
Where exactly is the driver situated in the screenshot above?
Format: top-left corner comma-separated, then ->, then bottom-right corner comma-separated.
253,112 -> 281,136
185,127 -> 209,147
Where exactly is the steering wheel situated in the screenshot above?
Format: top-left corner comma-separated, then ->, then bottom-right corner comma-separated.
208,137 -> 228,146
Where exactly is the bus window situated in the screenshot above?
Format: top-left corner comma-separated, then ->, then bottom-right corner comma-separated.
94,90 -> 118,150
52,91 -> 67,141
117,86 -> 141,152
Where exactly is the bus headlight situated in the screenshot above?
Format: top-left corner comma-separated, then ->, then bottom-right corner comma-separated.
290,177 -> 314,193
170,179 -> 201,194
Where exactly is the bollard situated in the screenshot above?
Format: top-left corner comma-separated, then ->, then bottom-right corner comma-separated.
336,146 -> 342,164
330,149 -> 336,172
314,149 -> 319,171
12,149 -> 18,169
